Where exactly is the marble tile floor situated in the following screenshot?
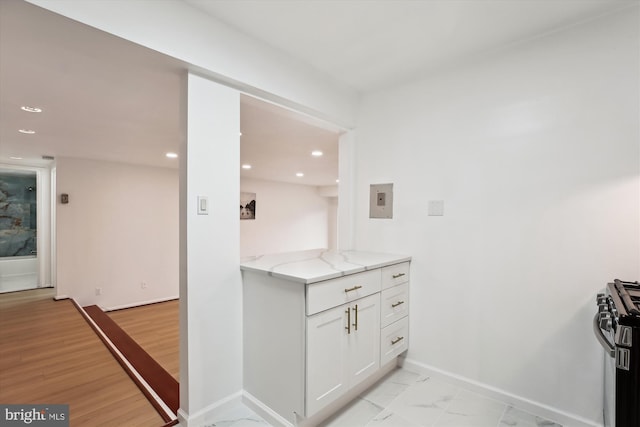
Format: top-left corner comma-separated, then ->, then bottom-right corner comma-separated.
203,368 -> 562,427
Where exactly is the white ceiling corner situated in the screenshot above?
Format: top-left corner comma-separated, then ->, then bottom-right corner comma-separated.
1,0 -> 635,186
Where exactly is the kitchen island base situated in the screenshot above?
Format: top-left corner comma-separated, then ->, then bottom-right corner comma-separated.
241,250 -> 411,427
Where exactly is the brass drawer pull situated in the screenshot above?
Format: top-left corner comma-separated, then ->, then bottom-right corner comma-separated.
345,308 -> 351,334
391,301 -> 405,308
391,336 -> 404,345
353,304 -> 358,331
392,273 -> 406,279
344,285 -> 363,293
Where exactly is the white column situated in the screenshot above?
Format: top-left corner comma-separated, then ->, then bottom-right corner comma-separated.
337,130 -> 356,250
179,73 -> 242,425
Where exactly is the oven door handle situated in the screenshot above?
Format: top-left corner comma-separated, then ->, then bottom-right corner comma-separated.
593,313 -> 615,357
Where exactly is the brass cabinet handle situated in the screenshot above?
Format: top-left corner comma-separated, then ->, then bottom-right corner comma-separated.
345,308 -> 351,334
353,304 -> 358,331
344,285 -> 363,293
391,336 -> 404,345
391,301 -> 405,308
392,273 -> 406,279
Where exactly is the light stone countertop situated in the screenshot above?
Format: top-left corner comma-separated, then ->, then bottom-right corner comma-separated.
240,248 -> 411,284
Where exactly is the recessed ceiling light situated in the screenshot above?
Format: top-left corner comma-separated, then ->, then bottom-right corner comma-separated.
165,152 -> 178,158
18,129 -> 36,134
21,106 -> 42,113
242,164 -> 252,169
296,172 -> 304,177
311,150 -> 323,157
9,156 -> 23,160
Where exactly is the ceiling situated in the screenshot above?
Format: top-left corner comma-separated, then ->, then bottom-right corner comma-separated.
184,0 -> 636,93
1,0 -> 635,185
0,0 -> 339,185
240,96 -> 339,186
0,0 -> 185,169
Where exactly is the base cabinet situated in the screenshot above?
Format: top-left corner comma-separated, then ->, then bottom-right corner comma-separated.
306,293 -> 380,415
242,258 -> 410,426
306,302 -> 349,415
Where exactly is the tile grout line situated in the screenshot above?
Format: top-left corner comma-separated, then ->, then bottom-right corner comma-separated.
429,377 -> 461,427
496,404 -> 509,427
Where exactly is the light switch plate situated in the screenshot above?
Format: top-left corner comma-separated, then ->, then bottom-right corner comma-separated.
428,200 -> 444,216
370,183 -> 393,219
197,196 -> 209,215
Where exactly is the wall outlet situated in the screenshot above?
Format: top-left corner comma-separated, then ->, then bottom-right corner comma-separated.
95,287 -> 102,296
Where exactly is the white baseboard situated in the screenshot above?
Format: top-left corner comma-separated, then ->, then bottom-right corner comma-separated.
53,294 -> 69,300
401,358 -> 602,427
243,359 -> 398,427
104,295 -> 179,311
243,391 -> 294,427
177,390 -> 242,427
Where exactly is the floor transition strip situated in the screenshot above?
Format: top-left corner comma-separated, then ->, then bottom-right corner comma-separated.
78,303 -> 179,424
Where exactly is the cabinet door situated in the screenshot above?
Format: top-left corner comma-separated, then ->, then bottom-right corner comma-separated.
347,293 -> 380,388
306,304 -> 349,416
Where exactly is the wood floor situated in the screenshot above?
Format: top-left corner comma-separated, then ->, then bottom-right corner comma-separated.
0,288 -> 165,426
107,300 -> 179,381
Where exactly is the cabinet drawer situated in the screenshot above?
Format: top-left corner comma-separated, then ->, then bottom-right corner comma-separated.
307,270 -> 381,315
381,262 -> 410,290
380,317 -> 409,366
380,282 -> 409,328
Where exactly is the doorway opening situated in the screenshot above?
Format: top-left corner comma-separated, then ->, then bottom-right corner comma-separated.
239,95 -> 342,258
0,167 -> 38,292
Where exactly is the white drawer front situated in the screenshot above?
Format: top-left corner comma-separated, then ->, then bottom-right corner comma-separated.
307,270 -> 381,315
380,282 -> 409,328
381,262 -> 410,290
380,317 -> 409,366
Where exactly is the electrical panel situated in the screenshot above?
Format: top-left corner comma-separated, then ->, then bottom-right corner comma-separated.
369,183 -> 393,219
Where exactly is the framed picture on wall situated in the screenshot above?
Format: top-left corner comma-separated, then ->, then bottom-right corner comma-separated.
240,192 -> 256,220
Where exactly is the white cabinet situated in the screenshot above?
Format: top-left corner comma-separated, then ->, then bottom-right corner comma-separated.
380,282 -> 409,328
381,316 -> 409,366
347,293 -> 380,386
306,302 -> 349,415
380,262 -> 410,366
241,251 -> 410,426
306,293 -> 380,415
307,269 -> 380,315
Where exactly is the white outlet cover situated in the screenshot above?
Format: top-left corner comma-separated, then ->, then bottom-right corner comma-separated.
428,200 -> 444,216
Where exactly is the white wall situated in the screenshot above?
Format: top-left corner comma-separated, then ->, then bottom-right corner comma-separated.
56,157 -> 178,309
355,8 -> 639,426
179,74 -> 242,426
240,178 -> 333,258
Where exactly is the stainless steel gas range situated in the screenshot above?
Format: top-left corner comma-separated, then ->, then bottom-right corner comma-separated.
593,279 -> 640,427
